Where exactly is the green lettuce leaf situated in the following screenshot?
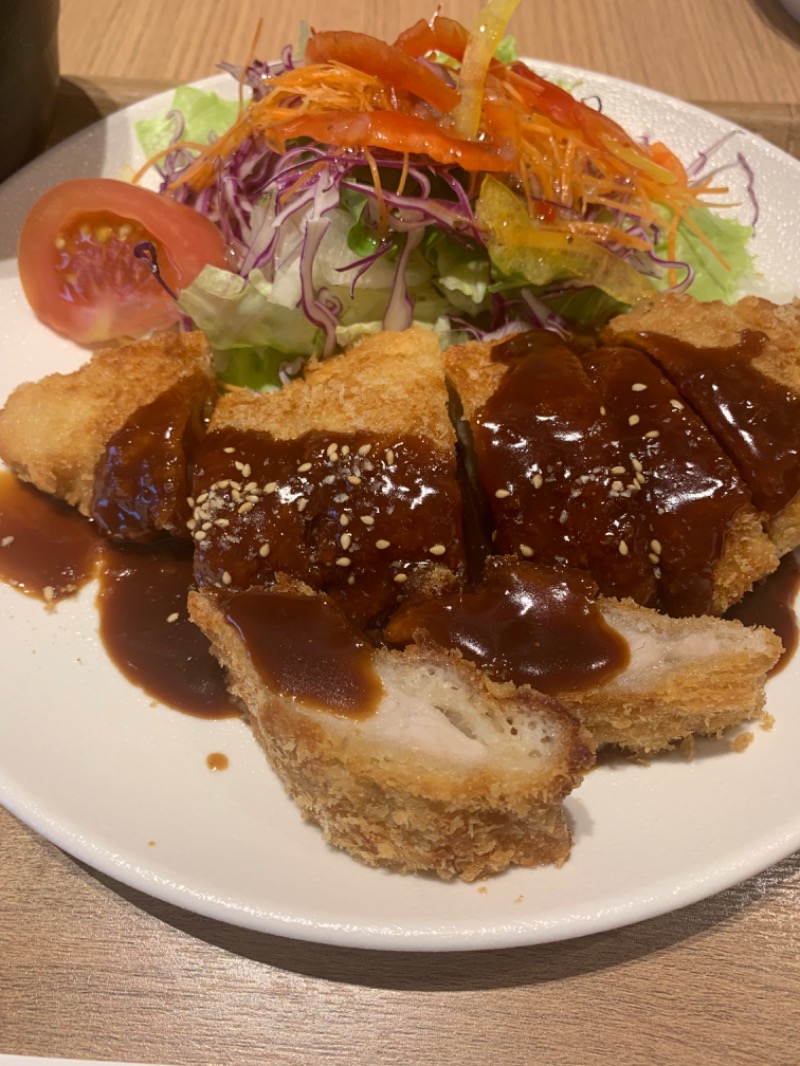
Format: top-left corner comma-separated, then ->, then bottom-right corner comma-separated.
135,85 -> 239,158
656,205 -> 753,303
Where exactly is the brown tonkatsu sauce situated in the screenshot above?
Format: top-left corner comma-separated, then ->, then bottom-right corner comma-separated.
0,471 -> 233,717
632,330 -> 800,516
192,427 -> 466,627
474,331 -> 750,616
0,471 -> 104,600
98,542 -> 236,718
222,588 -> 383,717
385,558 -> 630,694
91,372 -> 214,542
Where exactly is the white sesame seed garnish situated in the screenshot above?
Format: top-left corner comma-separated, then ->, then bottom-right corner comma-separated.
644,430 -> 660,439
618,540 -> 629,556
650,539 -> 662,555
186,518 -> 197,531
340,532 -> 352,550
347,475 -> 361,486
670,399 -> 684,410
238,501 -> 254,515
628,414 -> 640,426
532,473 -> 544,489
347,575 -> 356,585
241,463 -> 252,479
223,446 -> 236,454
43,585 -> 55,602
214,518 -> 229,528
264,482 -> 277,494
259,543 -> 271,558
519,544 -> 534,558
296,497 -> 308,512
611,480 -> 624,492
166,612 -> 179,623
322,475 -> 335,485
0,535 -> 13,548
632,458 -> 643,473
358,444 -> 372,457
221,571 -> 232,586
631,382 -> 647,392
648,553 -> 660,565
376,539 -> 391,550
326,443 -> 338,459
336,556 -> 351,567
196,492 -> 209,504
393,573 -> 407,583
187,497 -> 195,508
201,521 -> 212,531
385,448 -> 395,466
600,405 -> 607,416
360,515 -> 374,526
429,544 -> 446,556
495,488 -> 511,498
611,466 -> 626,475
636,472 -> 646,484
194,530 -> 207,541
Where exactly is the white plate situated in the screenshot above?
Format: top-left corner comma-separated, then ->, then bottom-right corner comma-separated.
2,65 -> 800,953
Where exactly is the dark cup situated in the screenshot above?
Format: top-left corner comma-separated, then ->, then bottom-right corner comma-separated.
0,0 -> 60,183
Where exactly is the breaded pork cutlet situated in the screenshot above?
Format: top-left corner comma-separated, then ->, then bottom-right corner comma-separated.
604,293 -> 800,557
385,557 -> 782,754
189,578 -> 594,881
0,331 -> 216,540
191,327 -> 466,626
445,331 -> 777,617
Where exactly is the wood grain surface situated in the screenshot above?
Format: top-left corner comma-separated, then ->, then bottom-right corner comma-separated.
4,3 -> 800,1064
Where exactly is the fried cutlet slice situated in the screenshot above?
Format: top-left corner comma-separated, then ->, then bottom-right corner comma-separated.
191,327 -> 466,626
0,331 -> 216,540
603,294 -> 800,556
188,579 -> 594,881
445,333 -> 777,616
384,557 -> 782,754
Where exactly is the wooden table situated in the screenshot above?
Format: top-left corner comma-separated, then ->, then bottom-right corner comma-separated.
4,3 -> 800,1063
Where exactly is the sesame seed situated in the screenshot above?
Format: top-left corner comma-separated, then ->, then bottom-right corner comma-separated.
670,399 -> 684,410
215,518 -> 230,528
628,414 -> 640,426
376,539 -> 391,550
429,544 -> 446,556
358,444 -> 372,456
649,553 -> 660,565
360,515 -> 374,526
187,497 -> 195,508
650,539 -> 662,555
337,514 -> 349,528
259,543 -> 271,558
532,473 -> 544,489
340,532 -> 352,550
393,573 -> 407,583
636,472 -> 646,484
0,535 -> 13,548
298,462 -> 312,473
238,501 -> 254,515
195,530 -> 207,541
336,556 -> 351,567
611,480 -> 624,492
385,448 -> 395,465
631,383 -> 647,392
519,544 -> 534,558
611,466 -> 626,475
196,492 -> 209,504
296,497 -> 308,512
166,612 -> 179,623
326,443 -> 338,459
186,518 -> 197,531
43,585 -> 55,602
632,458 -> 643,473
246,494 -> 260,504
341,445 -> 350,457
322,475 -> 336,485
495,488 -> 511,499
644,430 -> 660,439
600,405 -> 607,416
618,540 -> 629,556
221,571 -> 232,586
241,463 -> 252,479
201,522 -> 212,532
223,446 -> 236,454
264,482 -> 277,494
347,575 -> 356,585
347,475 -> 361,486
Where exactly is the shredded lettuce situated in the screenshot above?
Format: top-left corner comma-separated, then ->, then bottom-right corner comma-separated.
657,206 -> 753,303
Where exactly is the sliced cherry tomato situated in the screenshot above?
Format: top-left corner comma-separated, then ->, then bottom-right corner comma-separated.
306,30 -> 460,114
18,178 -> 229,344
277,110 -> 515,172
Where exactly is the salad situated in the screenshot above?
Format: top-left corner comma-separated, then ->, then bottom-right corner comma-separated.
18,0 -> 755,391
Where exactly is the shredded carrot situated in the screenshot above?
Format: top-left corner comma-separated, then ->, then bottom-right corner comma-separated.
147,13 -> 733,273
